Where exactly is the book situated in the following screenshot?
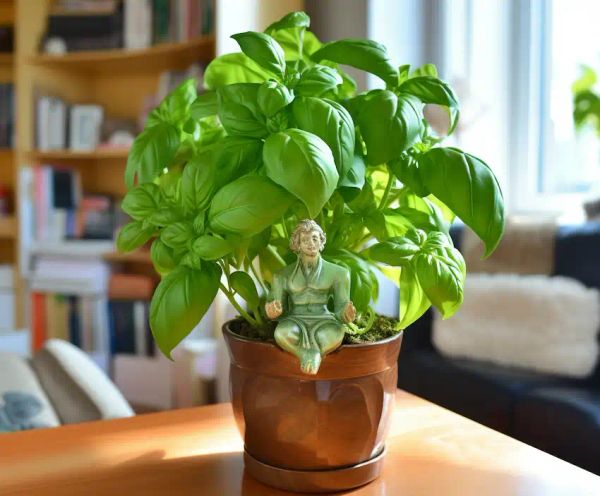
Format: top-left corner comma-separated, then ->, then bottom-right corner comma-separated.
36,96 -> 67,150
152,0 -> 170,44
31,292 -> 47,351
124,0 -> 152,49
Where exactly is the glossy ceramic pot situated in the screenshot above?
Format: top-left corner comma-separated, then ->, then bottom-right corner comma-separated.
222,321 -> 403,493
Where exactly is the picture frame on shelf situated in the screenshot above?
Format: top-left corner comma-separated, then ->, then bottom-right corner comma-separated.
69,105 -> 104,151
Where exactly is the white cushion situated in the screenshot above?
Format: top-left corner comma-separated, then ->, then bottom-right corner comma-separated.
0,352 -> 60,432
32,339 -> 133,424
433,274 -> 600,378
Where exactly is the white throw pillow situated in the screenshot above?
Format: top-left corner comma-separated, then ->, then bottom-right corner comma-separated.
432,274 -> 600,378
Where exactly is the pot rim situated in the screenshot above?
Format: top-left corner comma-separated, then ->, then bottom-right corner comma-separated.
222,318 -> 403,348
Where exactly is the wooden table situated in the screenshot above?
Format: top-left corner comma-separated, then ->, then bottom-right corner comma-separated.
1,390 -> 599,495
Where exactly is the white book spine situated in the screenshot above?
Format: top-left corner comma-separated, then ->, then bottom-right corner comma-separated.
133,300 -> 147,356
124,0 -> 153,49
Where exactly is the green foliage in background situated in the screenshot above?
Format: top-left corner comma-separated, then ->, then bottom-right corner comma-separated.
573,66 -> 600,136
119,11 -> 505,358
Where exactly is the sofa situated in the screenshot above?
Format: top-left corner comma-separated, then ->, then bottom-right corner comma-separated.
0,339 -> 133,432
397,222 -> 600,474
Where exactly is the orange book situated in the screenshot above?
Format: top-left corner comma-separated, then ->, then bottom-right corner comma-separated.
31,292 -> 47,351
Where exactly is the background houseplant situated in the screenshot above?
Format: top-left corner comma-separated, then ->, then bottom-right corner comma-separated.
118,10 -> 505,358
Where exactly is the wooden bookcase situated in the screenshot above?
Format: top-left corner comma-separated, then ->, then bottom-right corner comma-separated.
12,0 -> 215,328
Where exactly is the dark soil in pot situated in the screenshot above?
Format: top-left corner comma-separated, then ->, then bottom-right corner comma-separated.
223,319 -> 403,493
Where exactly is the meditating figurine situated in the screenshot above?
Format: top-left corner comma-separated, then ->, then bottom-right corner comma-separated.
265,219 -> 356,375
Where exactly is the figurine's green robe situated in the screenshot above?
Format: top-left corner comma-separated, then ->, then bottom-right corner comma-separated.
269,256 -> 351,371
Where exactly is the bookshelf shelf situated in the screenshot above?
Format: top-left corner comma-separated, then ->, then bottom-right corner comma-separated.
0,216 -> 16,239
27,148 -> 130,161
0,53 -> 13,65
104,250 -> 152,265
28,35 -> 215,74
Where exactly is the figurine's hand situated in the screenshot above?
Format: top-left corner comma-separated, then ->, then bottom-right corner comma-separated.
342,301 -> 356,323
265,300 -> 283,320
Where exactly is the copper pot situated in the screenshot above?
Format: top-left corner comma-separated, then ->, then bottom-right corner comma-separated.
223,321 -> 403,493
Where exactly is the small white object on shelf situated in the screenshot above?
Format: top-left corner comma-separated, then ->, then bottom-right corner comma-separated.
69,105 -> 104,151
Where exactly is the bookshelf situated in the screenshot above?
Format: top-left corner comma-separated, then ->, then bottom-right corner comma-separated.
13,0 -> 216,331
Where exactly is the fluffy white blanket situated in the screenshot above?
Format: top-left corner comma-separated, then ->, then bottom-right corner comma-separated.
432,274 -> 600,378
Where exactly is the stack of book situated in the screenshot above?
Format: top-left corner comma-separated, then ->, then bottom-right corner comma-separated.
0,83 -> 14,148
41,0 -> 214,54
31,165 -> 119,243
30,255 -> 111,369
107,273 -> 156,357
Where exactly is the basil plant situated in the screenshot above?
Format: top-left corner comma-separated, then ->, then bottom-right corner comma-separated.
118,11 -> 504,358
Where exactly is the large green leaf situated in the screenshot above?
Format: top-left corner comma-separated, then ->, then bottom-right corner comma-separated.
263,129 -> 339,217
161,222 -> 195,251
413,232 -> 466,318
265,11 -> 310,33
230,271 -> 260,309
217,83 -> 268,138
192,235 -> 232,260
125,122 -> 180,188
121,183 -> 161,220
116,221 -> 155,253
312,39 -> 398,87
209,175 -> 294,236
150,263 -> 221,358
231,32 -> 286,78
368,229 -> 426,266
204,53 -> 272,90
326,251 -> 375,313
398,265 -> 431,328
357,90 -> 423,165
292,97 -> 354,179
181,159 -> 216,216
399,76 -> 460,133
339,154 -> 366,201
257,80 -> 294,117
295,65 -> 342,97
190,92 -> 218,120
211,136 -> 263,187
418,147 -> 505,256
147,79 -> 197,127
151,238 -> 178,275
389,153 -> 430,197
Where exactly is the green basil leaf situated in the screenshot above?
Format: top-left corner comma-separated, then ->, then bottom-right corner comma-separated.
125,122 -> 180,188
263,128 -> 339,217
209,175 -> 294,236
295,65 -> 342,97
217,83 -> 268,138
399,76 -> 459,133
367,229 -> 426,265
413,232 -> 466,318
339,154 -> 366,201
147,207 -> 184,227
258,245 -> 286,284
161,222 -> 195,251
198,115 -> 226,146
265,11 -> 310,33
192,235 -> 232,260
231,32 -> 286,78
230,271 -> 260,309
398,64 -> 411,84
326,251 -> 374,313
181,158 -> 216,216
357,90 -> 423,165
418,147 -> 505,256
292,97 -> 354,180
190,92 -> 218,120
204,53 -> 272,90
116,221 -> 155,253
398,265 -> 431,328
121,183 -> 161,220
151,79 -> 197,126
248,227 -> 271,261
397,190 -> 451,234
411,63 -> 438,78
212,136 -> 263,187
151,238 -> 177,275
389,153 -> 430,197
192,212 -> 206,234
257,80 -> 294,117
150,263 -> 221,358
312,39 -> 398,87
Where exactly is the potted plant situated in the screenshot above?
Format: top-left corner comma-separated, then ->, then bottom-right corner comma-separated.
118,11 -> 504,493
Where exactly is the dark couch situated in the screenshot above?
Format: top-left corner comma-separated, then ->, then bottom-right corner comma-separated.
397,222 -> 600,474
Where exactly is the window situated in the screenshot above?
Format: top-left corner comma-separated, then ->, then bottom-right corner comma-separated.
441,0 -> 600,215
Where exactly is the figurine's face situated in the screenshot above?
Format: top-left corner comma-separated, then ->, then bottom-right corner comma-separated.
299,230 -> 322,257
